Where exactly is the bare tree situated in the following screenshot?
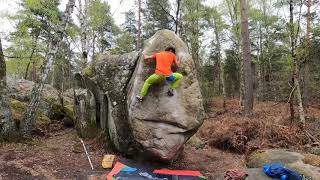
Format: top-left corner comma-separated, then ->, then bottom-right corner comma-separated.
240,0 -> 253,115
78,0 -> 88,69
20,0 -> 76,136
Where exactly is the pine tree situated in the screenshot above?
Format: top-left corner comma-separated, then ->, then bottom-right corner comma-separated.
143,0 -> 173,38
240,0 -> 254,115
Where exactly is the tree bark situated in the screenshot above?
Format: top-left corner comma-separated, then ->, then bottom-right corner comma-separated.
78,0 -> 88,69
175,0 -> 181,34
240,0 -> 253,115
137,0 -> 142,50
256,23 -> 263,101
289,0 -> 305,127
304,0 -> 311,107
24,32 -> 39,80
20,0 -> 76,136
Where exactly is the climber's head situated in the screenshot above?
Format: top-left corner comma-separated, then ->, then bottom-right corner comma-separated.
165,46 -> 176,54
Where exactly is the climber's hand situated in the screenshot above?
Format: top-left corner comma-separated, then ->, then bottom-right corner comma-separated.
143,54 -> 154,60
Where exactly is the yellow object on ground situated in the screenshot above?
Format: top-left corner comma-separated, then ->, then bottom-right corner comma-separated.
102,155 -> 115,169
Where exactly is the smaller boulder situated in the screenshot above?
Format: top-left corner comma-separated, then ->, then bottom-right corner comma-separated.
247,149 -> 320,179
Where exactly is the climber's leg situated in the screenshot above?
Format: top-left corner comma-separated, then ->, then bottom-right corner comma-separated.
167,73 -> 183,96
170,73 -> 183,89
139,74 -> 164,98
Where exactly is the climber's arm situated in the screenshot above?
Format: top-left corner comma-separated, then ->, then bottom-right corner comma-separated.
143,54 -> 156,60
173,55 -> 180,67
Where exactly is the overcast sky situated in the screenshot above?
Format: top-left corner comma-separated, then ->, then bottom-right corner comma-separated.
0,0 -> 138,47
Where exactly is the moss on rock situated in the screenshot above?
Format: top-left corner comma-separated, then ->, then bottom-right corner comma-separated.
36,111 -> 51,126
246,150 -> 270,168
82,66 -> 95,77
187,135 -> 205,149
8,98 -> 51,127
44,96 -> 64,117
64,104 -> 74,120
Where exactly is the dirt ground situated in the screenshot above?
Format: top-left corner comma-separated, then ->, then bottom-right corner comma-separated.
0,124 -> 106,179
1,98 -> 319,179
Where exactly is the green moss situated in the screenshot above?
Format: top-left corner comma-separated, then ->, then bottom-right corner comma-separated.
9,99 -> 27,121
64,104 -> 74,120
44,96 -> 64,117
187,136 -> 205,149
8,98 -> 51,127
36,111 -> 51,126
72,143 -> 83,153
9,99 -> 27,112
82,66 -> 94,77
246,150 -> 270,168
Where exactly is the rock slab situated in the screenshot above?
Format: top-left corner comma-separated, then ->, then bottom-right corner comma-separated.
247,149 -> 320,179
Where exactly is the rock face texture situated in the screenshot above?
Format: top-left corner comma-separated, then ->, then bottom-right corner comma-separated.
127,30 -> 205,161
6,79 -> 74,130
247,149 -> 320,179
74,30 -> 205,161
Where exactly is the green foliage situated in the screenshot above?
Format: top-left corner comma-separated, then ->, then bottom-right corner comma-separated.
224,50 -> 240,96
124,10 -> 137,34
143,0 -> 173,38
87,0 -> 119,52
111,31 -> 136,54
87,0 -> 114,31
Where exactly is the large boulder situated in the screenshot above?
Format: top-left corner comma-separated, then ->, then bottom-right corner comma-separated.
127,30 -> 205,160
74,30 -> 205,161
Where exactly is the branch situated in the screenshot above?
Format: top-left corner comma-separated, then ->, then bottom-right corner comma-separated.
4,55 -> 32,59
155,1 -> 177,23
287,85 -> 297,103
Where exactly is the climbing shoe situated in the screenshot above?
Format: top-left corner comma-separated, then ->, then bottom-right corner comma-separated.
167,88 -> 174,97
136,95 -> 143,102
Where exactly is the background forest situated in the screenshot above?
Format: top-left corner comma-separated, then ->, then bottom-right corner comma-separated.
1,0 -> 320,179
1,0 -> 319,120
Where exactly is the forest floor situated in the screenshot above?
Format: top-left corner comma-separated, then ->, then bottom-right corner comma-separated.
0,97 -> 319,179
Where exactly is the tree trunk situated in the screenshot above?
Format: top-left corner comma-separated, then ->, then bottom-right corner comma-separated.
240,0 -> 253,115
78,0 -> 88,69
0,35 -> 16,139
24,33 -> 39,80
289,0 -> 305,127
20,0 -> 76,136
304,0 -> 311,107
213,16 -> 226,110
0,36 -> 6,88
137,0 -> 142,50
175,0 -> 181,34
256,24 -> 263,101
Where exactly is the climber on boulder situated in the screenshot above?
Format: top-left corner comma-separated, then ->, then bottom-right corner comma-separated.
136,47 -> 183,102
